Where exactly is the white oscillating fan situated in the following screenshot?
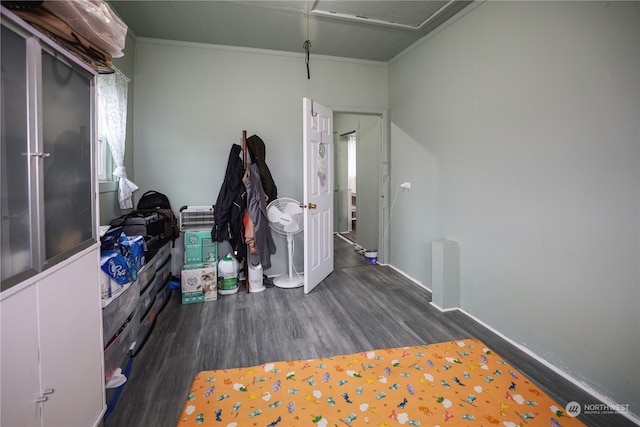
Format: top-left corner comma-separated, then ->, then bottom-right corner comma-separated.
267,197 -> 304,288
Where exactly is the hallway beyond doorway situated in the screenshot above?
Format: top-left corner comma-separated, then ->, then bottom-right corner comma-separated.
333,112 -> 382,255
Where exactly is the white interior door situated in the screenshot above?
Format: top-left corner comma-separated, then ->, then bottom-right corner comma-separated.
303,98 -> 333,294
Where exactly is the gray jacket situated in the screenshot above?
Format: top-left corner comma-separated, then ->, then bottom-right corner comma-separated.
244,163 -> 276,268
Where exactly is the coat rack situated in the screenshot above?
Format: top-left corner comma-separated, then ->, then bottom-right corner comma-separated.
242,130 -> 250,293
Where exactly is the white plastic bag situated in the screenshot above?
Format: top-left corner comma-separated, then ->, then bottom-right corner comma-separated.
44,0 -> 127,58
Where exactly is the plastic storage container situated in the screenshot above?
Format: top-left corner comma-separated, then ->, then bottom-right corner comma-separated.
104,310 -> 137,382
102,280 -> 139,346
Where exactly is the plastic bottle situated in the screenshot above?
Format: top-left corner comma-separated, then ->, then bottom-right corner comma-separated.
218,254 -> 238,295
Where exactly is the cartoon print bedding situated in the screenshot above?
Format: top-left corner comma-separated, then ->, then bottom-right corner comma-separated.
178,338 -> 586,426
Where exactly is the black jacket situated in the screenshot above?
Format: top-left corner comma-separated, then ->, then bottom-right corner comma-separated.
212,144 -> 246,259
246,134 -> 278,203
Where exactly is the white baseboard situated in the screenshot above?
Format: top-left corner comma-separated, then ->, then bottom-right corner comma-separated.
335,233 -> 354,244
429,301 -> 458,312
458,308 -> 640,425
387,264 -> 432,293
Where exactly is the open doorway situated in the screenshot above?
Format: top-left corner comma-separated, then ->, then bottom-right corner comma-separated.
333,113 -> 384,256
336,130 -> 357,242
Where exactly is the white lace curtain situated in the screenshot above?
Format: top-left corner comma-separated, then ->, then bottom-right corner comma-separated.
98,68 -> 137,209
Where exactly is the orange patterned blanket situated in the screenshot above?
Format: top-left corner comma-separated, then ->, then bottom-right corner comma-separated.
178,338 -> 585,426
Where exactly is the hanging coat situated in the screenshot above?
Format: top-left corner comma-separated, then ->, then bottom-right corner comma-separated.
212,144 -> 246,260
246,134 -> 278,203
244,163 -> 276,269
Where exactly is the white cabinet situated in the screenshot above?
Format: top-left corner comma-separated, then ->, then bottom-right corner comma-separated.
0,285 -> 40,426
1,250 -> 105,427
0,8 -> 105,426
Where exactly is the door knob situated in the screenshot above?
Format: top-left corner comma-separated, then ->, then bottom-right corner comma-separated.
301,203 -> 317,209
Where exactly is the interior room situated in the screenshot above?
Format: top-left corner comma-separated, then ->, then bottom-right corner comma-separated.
1,1 -> 638,426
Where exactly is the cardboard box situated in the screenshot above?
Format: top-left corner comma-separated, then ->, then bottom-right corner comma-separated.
184,231 -> 217,265
181,263 -> 217,304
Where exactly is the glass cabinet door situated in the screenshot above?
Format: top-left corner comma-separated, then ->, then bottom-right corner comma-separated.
41,50 -> 94,265
1,22 -> 96,291
1,24 -> 33,290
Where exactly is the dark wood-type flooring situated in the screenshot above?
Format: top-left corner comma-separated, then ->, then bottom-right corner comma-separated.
105,235 -> 636,427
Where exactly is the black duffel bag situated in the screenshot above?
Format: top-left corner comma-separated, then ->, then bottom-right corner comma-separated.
136,208 -> 180,243
110,211 -> 165,239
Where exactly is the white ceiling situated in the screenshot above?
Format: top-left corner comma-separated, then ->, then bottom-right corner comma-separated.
108,1 -> 473,62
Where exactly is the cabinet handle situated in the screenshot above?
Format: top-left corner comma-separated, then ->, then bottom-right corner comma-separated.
21,152 -> 51,158
36,389 -> 55,402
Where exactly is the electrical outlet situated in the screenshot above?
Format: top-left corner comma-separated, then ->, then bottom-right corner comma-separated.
400,182 -> 411,189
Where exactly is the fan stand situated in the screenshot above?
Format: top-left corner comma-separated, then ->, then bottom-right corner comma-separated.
273,232 -> 303,288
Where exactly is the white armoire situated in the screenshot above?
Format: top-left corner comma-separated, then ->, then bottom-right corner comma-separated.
1,7 -> 105,427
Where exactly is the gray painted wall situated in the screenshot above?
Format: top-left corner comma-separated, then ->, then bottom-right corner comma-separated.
354,115 -> 380,252
131,40 -> 388,274
388,0 -> 639,415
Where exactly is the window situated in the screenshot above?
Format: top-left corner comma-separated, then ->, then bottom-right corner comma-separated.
97,134 -> 114,182
97,69 -> 137,207
97,83 -> 116,183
